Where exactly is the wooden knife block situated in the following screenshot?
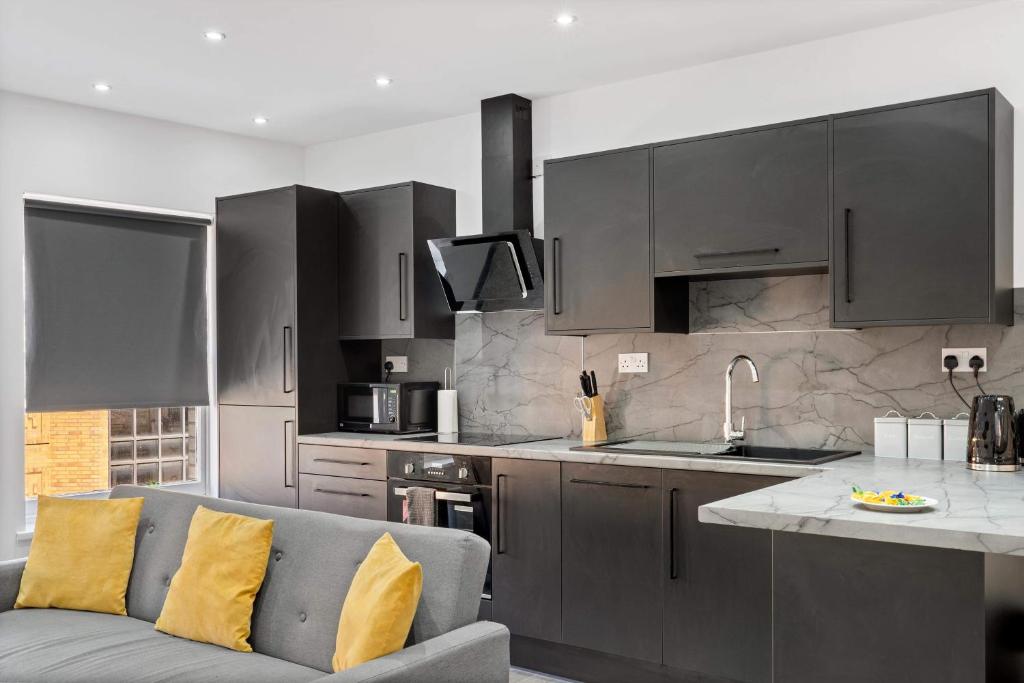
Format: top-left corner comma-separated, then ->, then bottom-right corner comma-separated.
582,395 -> 608,443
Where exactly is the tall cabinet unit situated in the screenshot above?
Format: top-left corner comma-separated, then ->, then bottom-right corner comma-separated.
831,89 -> 1013,327
216,185 -> 341,508
338,182 -> 456,340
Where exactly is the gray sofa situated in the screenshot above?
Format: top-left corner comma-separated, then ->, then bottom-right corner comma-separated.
0,485 -> 509,682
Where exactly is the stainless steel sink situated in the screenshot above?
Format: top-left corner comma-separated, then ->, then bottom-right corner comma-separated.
571,439 -> 859,465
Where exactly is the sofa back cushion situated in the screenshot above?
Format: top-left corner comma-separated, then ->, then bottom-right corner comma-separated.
110,485 -> 489,673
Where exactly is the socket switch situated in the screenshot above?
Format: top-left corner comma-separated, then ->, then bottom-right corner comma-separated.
618,352 -> 649,373
940,347 -> 987,373
385,356 -> 408,373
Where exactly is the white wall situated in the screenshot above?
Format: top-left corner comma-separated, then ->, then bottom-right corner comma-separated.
305,0 -> 1024,279
0,91 -> 304,560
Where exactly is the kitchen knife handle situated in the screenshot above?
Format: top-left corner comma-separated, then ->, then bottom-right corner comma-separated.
552,237 -> 562,315
844,208 -> 853,304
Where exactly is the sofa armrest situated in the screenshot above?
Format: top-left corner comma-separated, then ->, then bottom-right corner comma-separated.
313,620 -> 510,683
0,558 -> 26,612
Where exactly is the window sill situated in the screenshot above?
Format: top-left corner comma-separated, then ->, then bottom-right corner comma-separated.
16,528 -> 33,544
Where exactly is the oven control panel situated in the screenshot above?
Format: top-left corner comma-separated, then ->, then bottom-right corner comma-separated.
386,451 -> 490,485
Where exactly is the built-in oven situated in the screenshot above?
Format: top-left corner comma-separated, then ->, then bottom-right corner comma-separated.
386,451 -> 492,604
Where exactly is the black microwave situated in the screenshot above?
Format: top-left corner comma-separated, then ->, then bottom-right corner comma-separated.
337,382 -> 438,434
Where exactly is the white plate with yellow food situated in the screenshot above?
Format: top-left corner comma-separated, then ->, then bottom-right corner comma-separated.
850,485 -> 937,513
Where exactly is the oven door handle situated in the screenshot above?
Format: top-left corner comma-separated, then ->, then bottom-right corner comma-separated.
392,487 -> 474,503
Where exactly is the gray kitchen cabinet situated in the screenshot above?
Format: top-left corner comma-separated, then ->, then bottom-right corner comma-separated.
663,471 -> 789,682
491,458 -> 561,643
832,89 -> 1013,327
544,147 -> 688,335
216,185 -> 342,432
561,463 -> 663,663
298,444 -> 386,480
298,473 -> 387,520
338,182 -> 455,340
219,404 -> 297,508
653,119 -> 829,276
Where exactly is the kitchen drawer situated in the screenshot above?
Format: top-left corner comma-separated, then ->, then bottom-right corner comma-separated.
298,473 -> 387,520
298,444 -> 386,480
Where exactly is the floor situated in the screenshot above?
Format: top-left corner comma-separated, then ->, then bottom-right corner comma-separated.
510,667 -> 578,682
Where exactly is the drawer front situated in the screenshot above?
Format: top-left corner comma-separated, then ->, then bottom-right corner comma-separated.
298,444 -> 386,480
298,474 -> 387,520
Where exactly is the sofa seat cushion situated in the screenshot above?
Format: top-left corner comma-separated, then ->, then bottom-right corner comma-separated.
0,609 -> 324,683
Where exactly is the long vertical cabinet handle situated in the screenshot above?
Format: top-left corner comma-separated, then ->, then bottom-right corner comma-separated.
283,326 -> 295,393
669,487 -> 680,580
398,252 -> 408,321
284,420 -> 296,488
844,208 -> 853,304
495,473 -> 507,555
552,237 -> 562,315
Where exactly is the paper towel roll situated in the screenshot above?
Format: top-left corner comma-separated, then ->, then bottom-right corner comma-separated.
437,389 -> 459,434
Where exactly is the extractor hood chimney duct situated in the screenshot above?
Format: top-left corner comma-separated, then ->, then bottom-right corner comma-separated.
427,94 -> 544,312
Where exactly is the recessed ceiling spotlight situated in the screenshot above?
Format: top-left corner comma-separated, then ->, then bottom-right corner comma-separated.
375,76 -> 392,87
252,115 -> 269,125
554,13 -> 577,26
93,82 -> 111,93
204,30 -> 227,41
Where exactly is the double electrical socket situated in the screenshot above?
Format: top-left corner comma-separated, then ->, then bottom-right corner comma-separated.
618,352 -> 649,373
940,347 -> 987,373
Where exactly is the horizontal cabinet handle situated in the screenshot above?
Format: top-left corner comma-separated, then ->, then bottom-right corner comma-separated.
392,487 -> 474,502
569,478 -> 651,489
312,458 -> 372,466
693,247 -> 780,259
314,487 -> 371,497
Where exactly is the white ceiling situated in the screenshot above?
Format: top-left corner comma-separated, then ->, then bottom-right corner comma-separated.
0,0 -> 995,146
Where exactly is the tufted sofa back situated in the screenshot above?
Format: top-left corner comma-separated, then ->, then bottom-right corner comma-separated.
110,485 -> 489,673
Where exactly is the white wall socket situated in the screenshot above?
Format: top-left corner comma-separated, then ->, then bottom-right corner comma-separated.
941,347 -> 987,373
618,352 -> 649,373
385,356 -> 408,373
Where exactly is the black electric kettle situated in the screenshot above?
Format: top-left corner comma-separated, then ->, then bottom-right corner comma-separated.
966,395 -> 1020,471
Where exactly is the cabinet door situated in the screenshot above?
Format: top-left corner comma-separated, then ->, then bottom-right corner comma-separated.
663,471 -> 789,682
298,473 -> 387,520
561,463 -> 662,663
491,458 -> 561,642
219,404 -> 297,508
833,95 -> 990,325
339,185 -> 414,339
217,189 -> 296,406
545,148 -> 652,333
654,121 -> 828,274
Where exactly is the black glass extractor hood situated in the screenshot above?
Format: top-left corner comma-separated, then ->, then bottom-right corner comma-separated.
427,229 -> 544,312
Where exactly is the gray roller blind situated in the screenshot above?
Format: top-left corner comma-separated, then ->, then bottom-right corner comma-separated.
25,198 -> 210,411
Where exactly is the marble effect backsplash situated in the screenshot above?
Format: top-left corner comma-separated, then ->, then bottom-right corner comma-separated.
387,276 -> 1024,451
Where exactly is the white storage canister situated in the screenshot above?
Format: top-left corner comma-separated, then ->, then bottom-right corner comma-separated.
874,410 -> 908,458
942,413 -> 970,462
908,412 -> 943,460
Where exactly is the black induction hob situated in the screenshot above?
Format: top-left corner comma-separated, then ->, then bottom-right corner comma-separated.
402,432 -> 559,447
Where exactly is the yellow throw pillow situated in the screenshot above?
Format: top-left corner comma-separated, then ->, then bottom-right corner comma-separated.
333,532 -> 423,672
155,505 -> 274,652
16,495 -> 144,615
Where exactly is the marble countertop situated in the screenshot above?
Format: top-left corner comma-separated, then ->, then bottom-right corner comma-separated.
298,431 -> 1024,556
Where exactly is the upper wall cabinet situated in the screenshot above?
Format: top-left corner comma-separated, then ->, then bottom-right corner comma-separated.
831,89 -> 1013,327
544,147 -> 688,335
338,182 -> 456,340
653,119 -> 829,277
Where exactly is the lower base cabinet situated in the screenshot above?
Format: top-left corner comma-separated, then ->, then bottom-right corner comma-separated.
295,444 -> 387,520
663,471 -> 787,683
297,473 -> 386,519
561,463 -> 664,664
219,404 -> 297,508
